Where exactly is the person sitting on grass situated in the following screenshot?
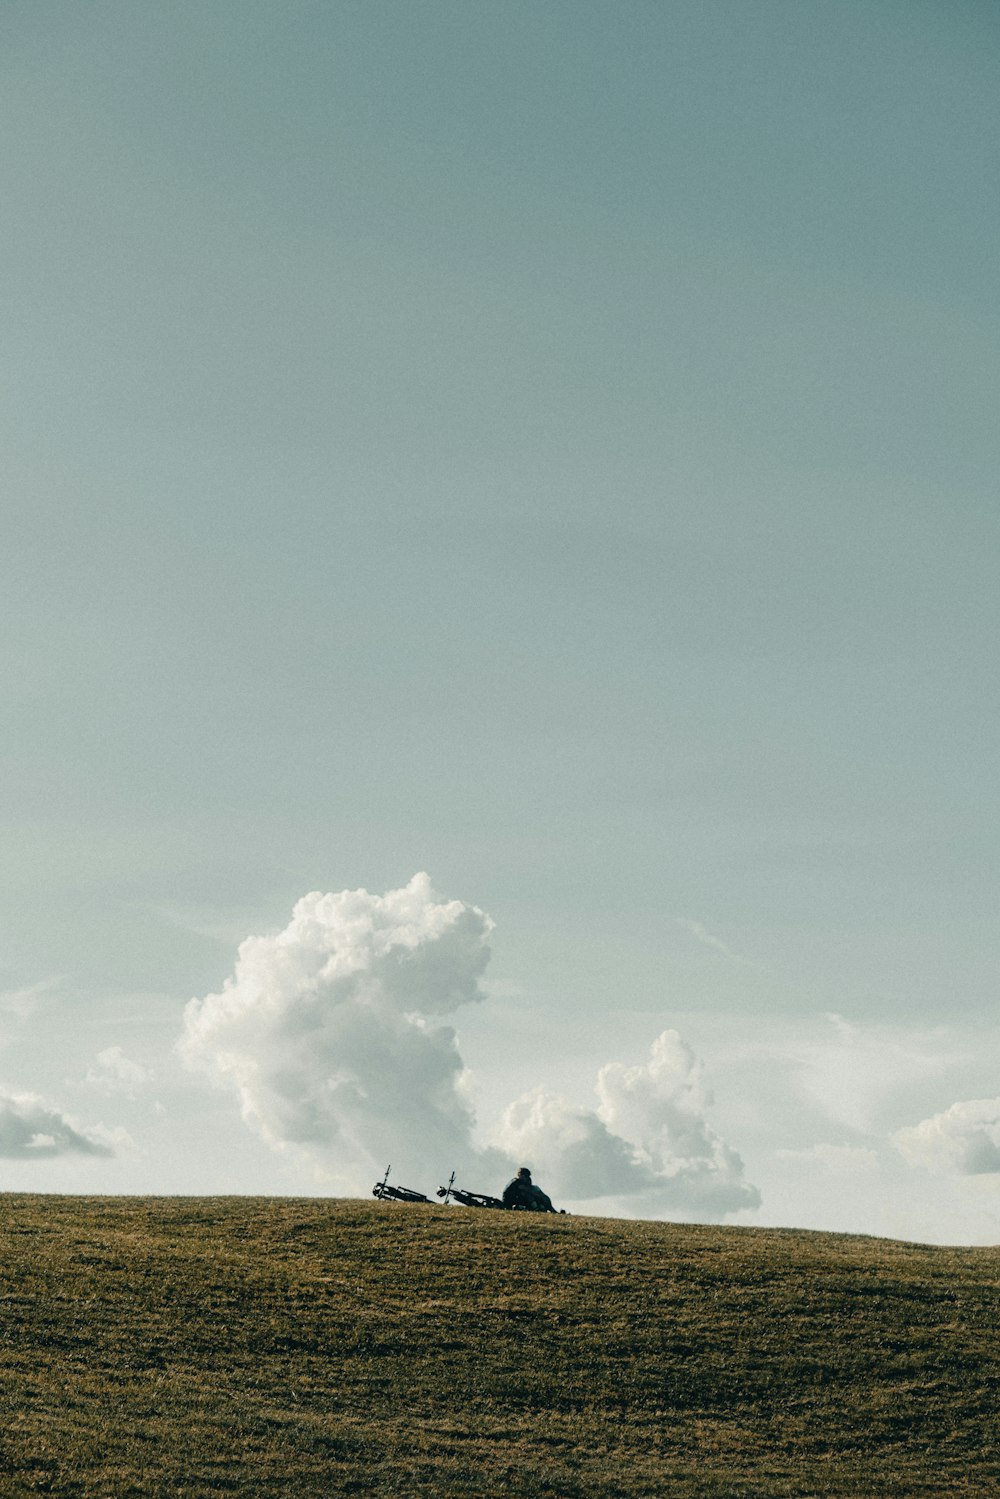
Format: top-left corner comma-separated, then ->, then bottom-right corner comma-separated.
502,1166 -> 556,1213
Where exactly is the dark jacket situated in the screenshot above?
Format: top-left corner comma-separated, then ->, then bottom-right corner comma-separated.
502,1175 -> 534,1209
503,1176 -> 555,1212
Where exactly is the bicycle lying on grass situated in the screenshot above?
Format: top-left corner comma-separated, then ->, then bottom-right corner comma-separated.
436,1171 -> 505,1209
371,1166 -> 431,1204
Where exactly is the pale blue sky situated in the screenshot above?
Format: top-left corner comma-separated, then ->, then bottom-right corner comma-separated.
2,2 -> 999,1236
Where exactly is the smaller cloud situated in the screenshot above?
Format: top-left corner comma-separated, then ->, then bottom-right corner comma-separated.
674,919 -> 758,968
493,1030 -> 760,1218
0,1092 -> 114,1158
495,1089 -> 644,1200
86,1046 -> 150,1096
895,1099 -> 1000,1176
0,977 -> 62,1023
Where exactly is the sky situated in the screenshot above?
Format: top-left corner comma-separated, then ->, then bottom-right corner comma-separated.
1,0 -> 999,1242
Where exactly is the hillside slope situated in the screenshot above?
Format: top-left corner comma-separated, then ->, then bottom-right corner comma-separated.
0,1196 -> 997,1496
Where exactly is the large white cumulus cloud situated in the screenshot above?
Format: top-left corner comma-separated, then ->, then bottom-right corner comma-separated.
495,1030 -> 760,1217
895,1098 -> 1000,1175
180,874 -> 500,1188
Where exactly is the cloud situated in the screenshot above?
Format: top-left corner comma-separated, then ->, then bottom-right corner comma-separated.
179,874 -> 502,1188
494,1030 -> 760,1218
86,1046 -> 150,1095
495,1090 -> 643,1199
0,977 -> 62,1023
674,918 -> 758,968
725,1014 -> 958,1132
0,1091 -> 114,1158
895,1099 -> 1000,1175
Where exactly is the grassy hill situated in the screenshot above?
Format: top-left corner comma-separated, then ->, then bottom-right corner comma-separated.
0,1197 -> 998,1496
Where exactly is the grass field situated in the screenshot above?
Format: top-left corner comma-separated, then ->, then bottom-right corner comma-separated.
0,1196 -> 998,1496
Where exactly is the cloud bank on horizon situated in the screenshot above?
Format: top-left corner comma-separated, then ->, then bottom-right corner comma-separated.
0,1091 -> 114,1159
895,1099 -> 1000,1176
180,874 -> 759,1217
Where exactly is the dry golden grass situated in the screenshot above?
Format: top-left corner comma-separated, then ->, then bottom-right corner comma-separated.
0,1195 -> 997,1495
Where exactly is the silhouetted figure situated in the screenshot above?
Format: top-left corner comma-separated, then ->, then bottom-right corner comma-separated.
502,1166 -> 556,1213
